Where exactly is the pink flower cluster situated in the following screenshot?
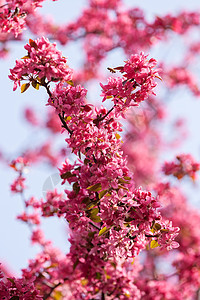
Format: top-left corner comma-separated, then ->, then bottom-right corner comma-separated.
10,156 -> 28,193
166,67 -> 200,97
9,37 -> 72,91
100,52 -> 160,116
163,154 -> 200,180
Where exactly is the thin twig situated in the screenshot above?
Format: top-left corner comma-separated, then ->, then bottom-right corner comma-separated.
89,221 -> 101,231
42,82 -> 73,135
58,113 -> 73,135
93,105 -> 115,126
43,282 -> 62,300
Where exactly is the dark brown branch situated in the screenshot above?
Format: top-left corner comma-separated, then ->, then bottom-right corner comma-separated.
42,82 -> 73,135
89,221 -> 101,231
145,234 -> 159,238
58,113 -> 73,135
43,81 -> 52,98
93,105 -> 115,126
43,282 -> 62,300
43,276 -> 69,300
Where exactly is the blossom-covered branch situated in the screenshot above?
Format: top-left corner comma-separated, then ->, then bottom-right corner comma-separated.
9,37 -> 180,299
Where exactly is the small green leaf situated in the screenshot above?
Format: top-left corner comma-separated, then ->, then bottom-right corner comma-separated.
86,202 -> 97,210
7,278 -> 15,284
99,190 -> 108,199
21,55 -> 30,59
66,80 -> 74,86
115,133 -> 121,140
87,183 -> 102,192
96,272 -> 101,279
160,228 -> 169,233
150,240 -> 160,249
91,215 -> 101,223
118,178 -> 130,184
53,290 -> 62,300
31,80 -> 40,90
21,83 -> 30,93
90,207 -> 98,214
81,278 -> 88,286
89,208 -> 101,223
153,223 -> 162,231
99,227 -> 107,236
124,176 -> 131,180
118,184 -> 129,191
46,263 -> 58,269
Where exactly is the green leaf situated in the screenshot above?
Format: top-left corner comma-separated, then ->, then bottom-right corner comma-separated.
53,291 -> 62,300
21,83 -> 30,93
86,202 -> 98,210
118,184 -> 129,191
160,228 -> 169,233
66,80 -> 74,86
150,240 -> 160,249
96,272 -> 101,279
118,178 -> 130,184
98,189 -> 108,199
99,227 -> 107,236
81,278 -> 88,286
90,207 -> 98,215
87,183 -> 102,192
89,208 -> 101,223
91,215 -> 101,223
153,223 -> 162,231
46,263 -> 58,269
115,133 -> 121,140
31,80 -> 40,90
21,55 -> 30,59
7,278 -> 15,284
124,176 -> 131,180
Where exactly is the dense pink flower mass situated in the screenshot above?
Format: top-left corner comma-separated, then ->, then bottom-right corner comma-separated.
9,37 -> 72,91
100,53 -> 159,116
8,37 -> 181,299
